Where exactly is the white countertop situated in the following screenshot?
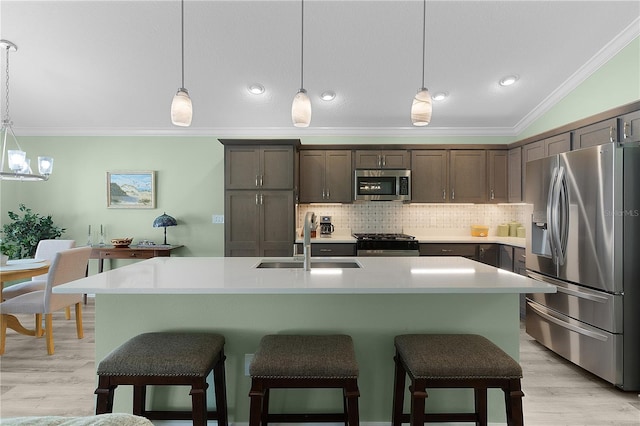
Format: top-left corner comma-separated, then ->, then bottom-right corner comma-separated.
54,256 -> 553,295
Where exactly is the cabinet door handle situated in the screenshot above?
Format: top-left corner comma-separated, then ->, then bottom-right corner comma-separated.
441,249 -> 453,253
451,189 -> 455,200
326,188 -> 330,199
624,121 -> 630,140
130,253 -> 138,258
255,194 -> 259,205
442,190 -> 446,200
377,155 -> 382,168
319,248 -> 332,253
255,175 -> 259,187
490,189 -> 495,200
609,126 -> 615,143
382,155 -> 386,167
260,194 -> 264,205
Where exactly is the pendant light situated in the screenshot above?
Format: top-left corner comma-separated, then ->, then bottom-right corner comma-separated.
411,0 -> 432,126
291,0 -> 311,127
0,40 -> 53,181
170,0 -> 192,127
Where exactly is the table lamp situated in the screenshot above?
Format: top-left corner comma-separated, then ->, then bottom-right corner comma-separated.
152,213 -> 177,245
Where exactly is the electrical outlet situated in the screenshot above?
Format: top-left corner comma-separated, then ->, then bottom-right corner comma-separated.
244,354 -> 254,376
212,215 -> 224,224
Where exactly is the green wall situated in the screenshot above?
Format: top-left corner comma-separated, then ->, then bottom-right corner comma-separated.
0,136 -> 226,263
518,37 -> 640,139
1,37 -> 638,261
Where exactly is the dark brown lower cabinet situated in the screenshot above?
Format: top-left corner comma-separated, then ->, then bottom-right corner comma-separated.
419,243 -> 499,267
225,190 -> 294,257
294,243 -> 357,257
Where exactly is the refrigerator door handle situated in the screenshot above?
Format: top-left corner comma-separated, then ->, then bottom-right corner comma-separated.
527,270 -> 610,303
553,166 -> 568,266
527,301 -> 609,342
547,166 -> 559,263
556,285 -> 609,303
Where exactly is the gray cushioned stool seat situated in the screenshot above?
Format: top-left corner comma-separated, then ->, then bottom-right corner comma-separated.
249,334 -> 359,378
392,334 -> 524,426
95,332 -> 228,426
248,334 -> 360,426
394,334 -> 522,379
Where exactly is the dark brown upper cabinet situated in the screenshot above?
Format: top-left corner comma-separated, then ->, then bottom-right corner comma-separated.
355,150 -> 409,169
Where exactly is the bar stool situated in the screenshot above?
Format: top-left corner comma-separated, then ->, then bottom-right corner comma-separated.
248,334 -> 360,426
392,334 -> 524,426
95,332 -> 228,426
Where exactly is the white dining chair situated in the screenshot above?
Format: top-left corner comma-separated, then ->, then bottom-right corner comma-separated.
2,239 -> 76,299
0,246 -> 91,355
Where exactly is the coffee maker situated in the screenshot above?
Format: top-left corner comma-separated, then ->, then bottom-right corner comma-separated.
319,216 -> 335,237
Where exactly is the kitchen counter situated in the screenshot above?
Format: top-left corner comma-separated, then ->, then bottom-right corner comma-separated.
54,256 -> 550,294
55,256 -> 552,423
296,232 -> 526,248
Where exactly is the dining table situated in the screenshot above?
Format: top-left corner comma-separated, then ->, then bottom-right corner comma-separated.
0,259 -> 50,335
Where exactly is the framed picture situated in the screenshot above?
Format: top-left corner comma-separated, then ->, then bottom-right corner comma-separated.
107,171 -> 156,209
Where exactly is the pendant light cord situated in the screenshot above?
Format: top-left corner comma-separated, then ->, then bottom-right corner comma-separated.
421,0 -> 426,89
3,45 -> 10,123
300,0 -> 305,89
180,0 -> 185,89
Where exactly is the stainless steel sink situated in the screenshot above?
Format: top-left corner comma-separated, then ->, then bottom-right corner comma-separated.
256,260 -> 361,269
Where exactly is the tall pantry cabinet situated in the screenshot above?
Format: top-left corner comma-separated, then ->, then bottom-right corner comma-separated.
220,140 -> 298,257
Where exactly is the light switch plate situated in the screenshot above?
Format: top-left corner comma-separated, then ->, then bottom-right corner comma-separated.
212,215 -> 224,224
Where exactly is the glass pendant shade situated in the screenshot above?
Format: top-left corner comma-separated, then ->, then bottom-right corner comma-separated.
292,89 -> 311,127
7,149 -> 26,172
18,158 -> 32,174
411,88 -> 432,126
171,88 -> 192,127
38,156 -> 54,176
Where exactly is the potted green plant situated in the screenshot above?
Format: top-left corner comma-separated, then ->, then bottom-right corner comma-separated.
0,204 -> 66,259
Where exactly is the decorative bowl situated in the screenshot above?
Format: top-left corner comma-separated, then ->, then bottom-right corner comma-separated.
111,238 -> 133,248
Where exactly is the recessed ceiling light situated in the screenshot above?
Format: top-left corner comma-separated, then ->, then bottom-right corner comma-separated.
499,75 -> 519,86
248,83 -> 265,95
320,91 -> 336,101
432,92 -> 448,101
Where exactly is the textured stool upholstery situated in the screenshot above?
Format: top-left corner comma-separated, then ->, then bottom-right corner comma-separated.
249,334 -> 360,426
95,332 -> 228,426
392,334 -> 524,426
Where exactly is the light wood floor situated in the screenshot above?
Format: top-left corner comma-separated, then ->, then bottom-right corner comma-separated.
1,298 -> 639,424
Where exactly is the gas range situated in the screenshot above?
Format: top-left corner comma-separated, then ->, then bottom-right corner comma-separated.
352,233 -> 416,241
352,233 -> 420,256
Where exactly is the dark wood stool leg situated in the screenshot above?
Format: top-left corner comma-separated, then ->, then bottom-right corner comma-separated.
474,386 -> 488,426
132,385 -> 146,416
342,388 -> 348,426
409,379 -> 427,426
345,378 -> 360,426
94,376 -> 115,414
249,379 -> 265,426
392,354 -> 407,426
262,388 -> 271,426
189,379 -> 208,426
505,379 -> 524,426
213,353 -> 229,426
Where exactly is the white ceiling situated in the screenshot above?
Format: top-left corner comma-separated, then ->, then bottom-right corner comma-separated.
1,0 -> 639,138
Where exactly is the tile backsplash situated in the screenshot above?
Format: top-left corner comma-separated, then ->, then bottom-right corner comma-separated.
297,203 -> 531,235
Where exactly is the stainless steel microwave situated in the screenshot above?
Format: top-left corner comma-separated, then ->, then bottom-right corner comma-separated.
354,169 -> 411,201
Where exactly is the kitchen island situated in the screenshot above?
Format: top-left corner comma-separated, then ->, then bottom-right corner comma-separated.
55,256 -> 554,424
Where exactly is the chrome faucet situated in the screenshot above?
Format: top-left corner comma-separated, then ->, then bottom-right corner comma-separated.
303,211 -> 316,271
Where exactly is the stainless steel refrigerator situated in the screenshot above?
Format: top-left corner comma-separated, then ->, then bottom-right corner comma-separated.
525,142 -> 640,391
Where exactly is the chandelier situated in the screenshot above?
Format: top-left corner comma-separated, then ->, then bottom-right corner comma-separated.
0,40 -> 53,181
